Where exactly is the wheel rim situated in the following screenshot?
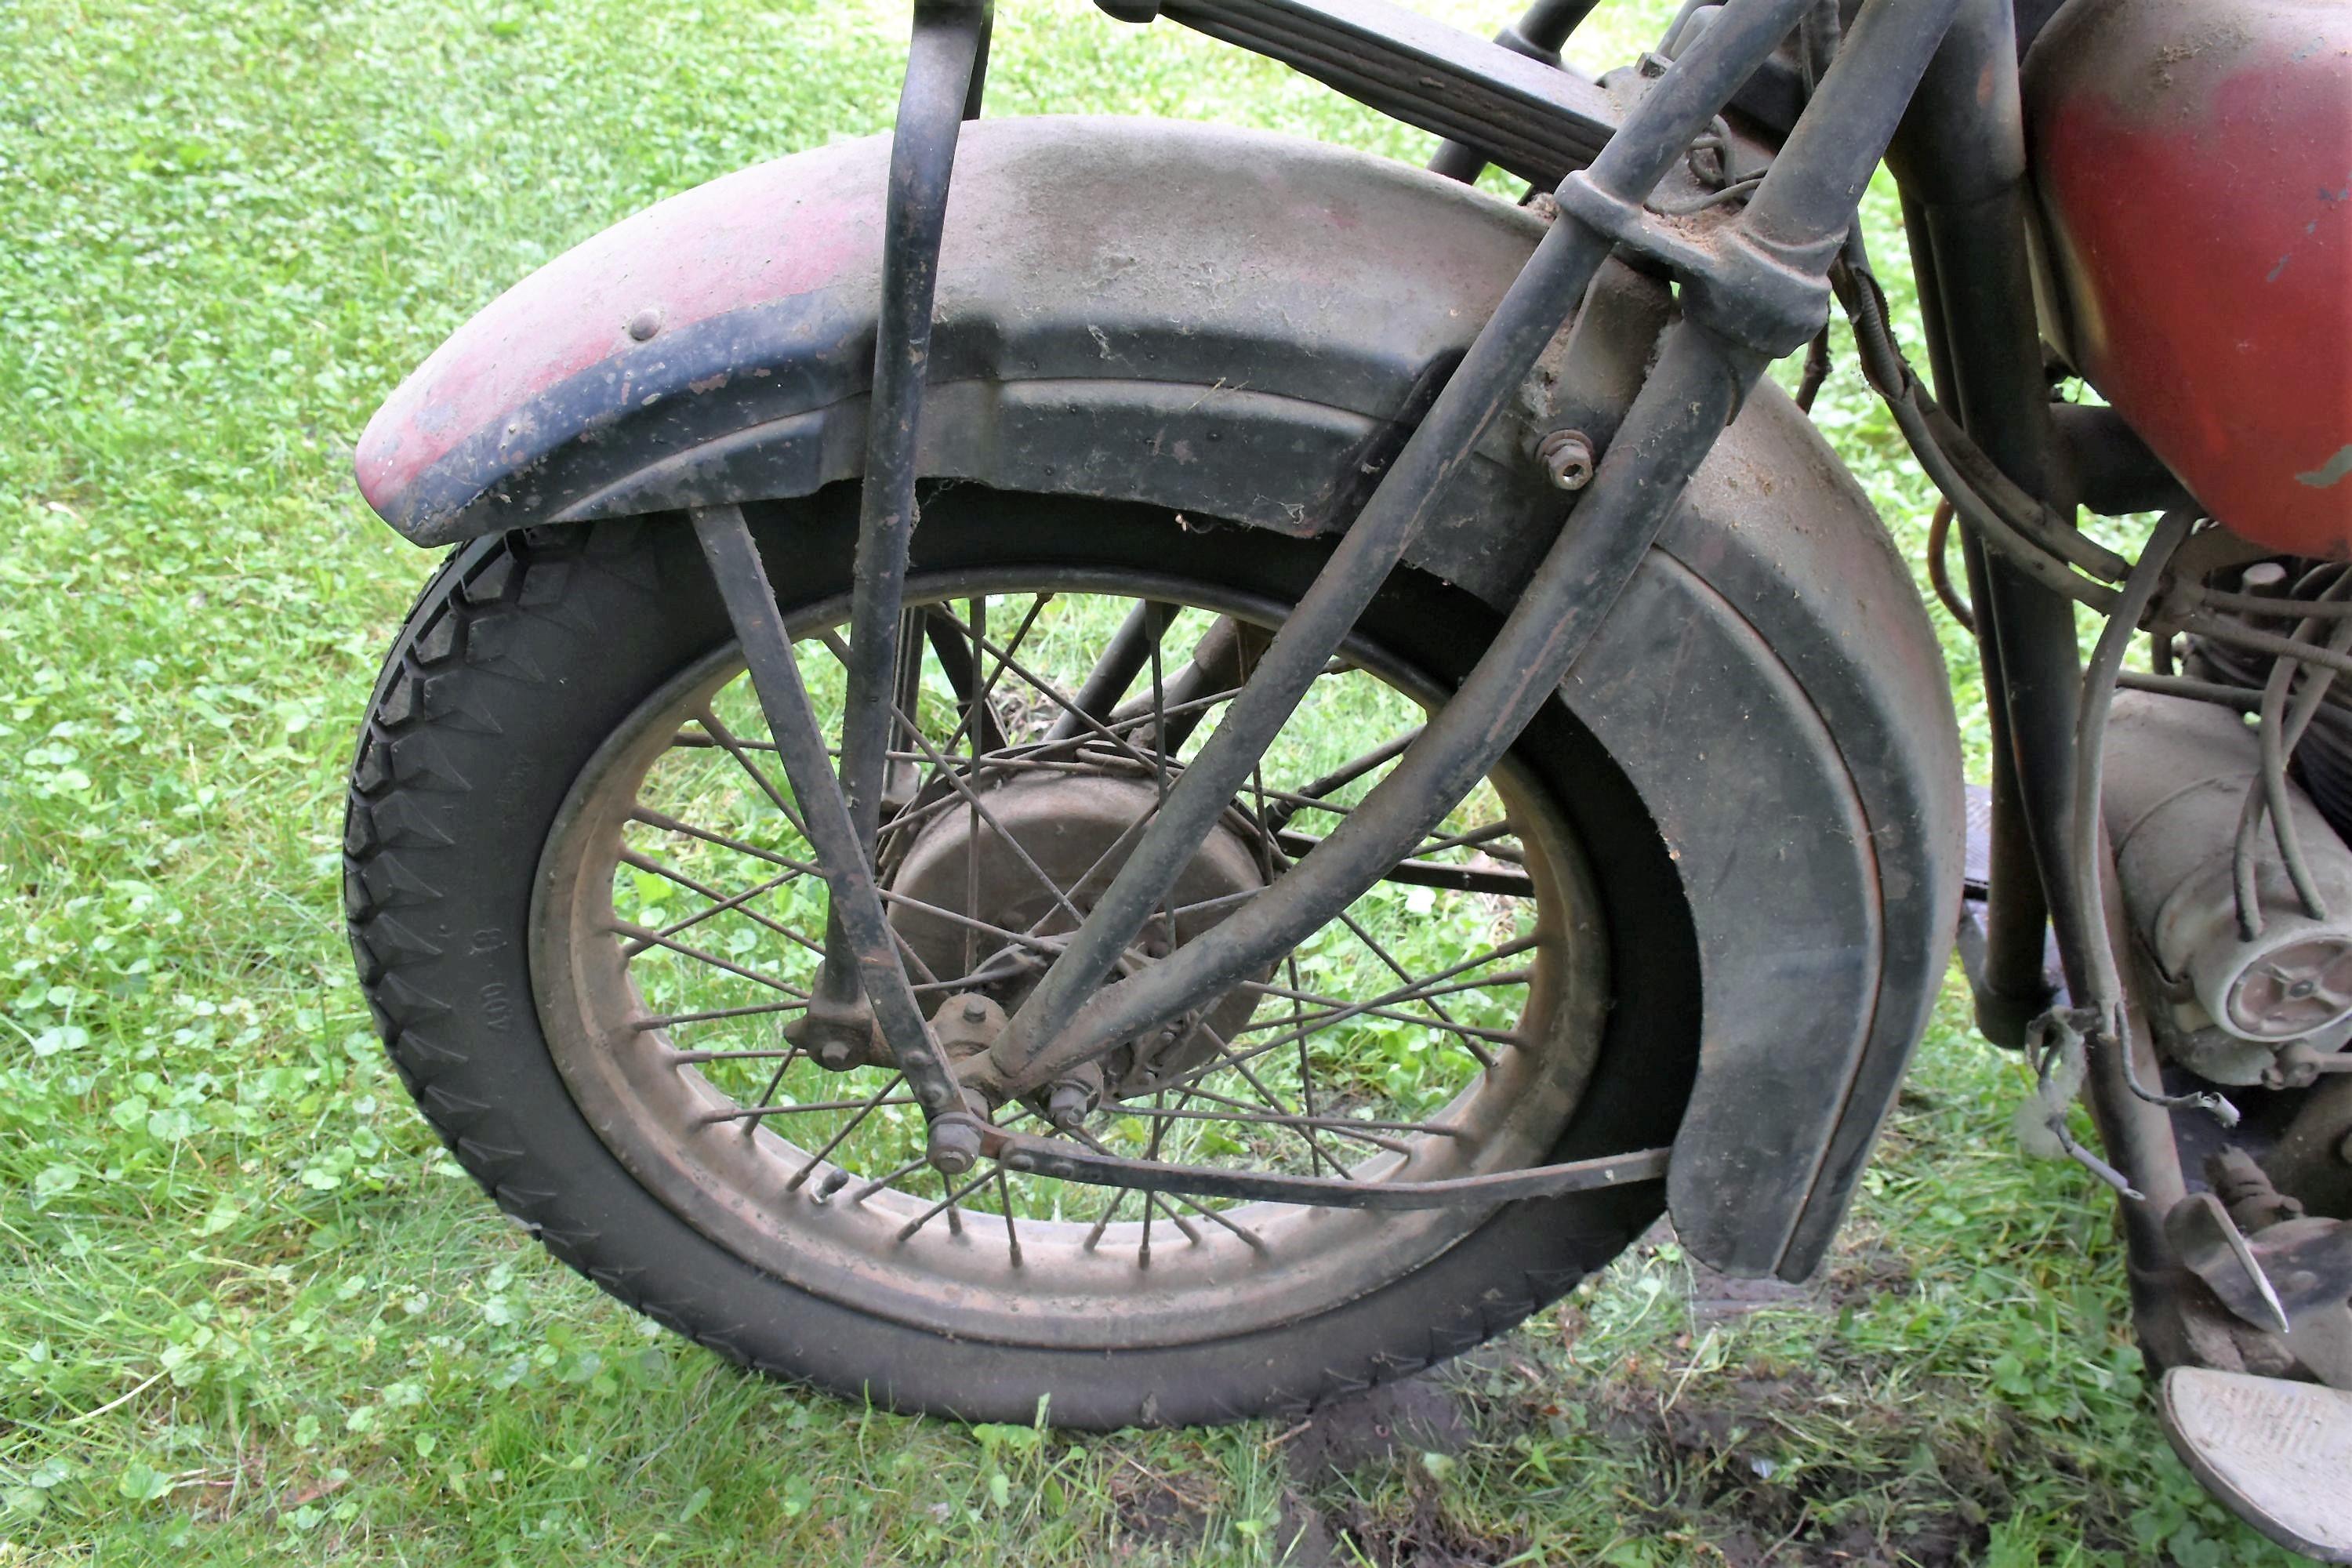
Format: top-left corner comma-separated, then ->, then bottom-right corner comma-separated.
532,563 -> 1610,1350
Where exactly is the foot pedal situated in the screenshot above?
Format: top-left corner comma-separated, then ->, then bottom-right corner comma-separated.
2161,1366 -> 2352,1561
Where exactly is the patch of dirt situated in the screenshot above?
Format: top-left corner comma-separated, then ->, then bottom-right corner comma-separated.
1823,1245 -> 1917,1309
1108,1460 -> 1219,1558
1319,1490 -> 1530,1568
1685,1259 -> 1824,1325
1581,1360 -> 2002,1567
1281,1372 -> 1474,1484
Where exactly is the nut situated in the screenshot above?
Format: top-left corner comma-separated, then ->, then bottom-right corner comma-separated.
927,1114 -> 985,1176
1537,429 -> 1596,492
1046,1080 -> 1096,1131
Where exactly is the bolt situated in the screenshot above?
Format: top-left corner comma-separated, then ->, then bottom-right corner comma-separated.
1538,429 -> 1595,492
625,307 -> 663,342
927,1114 -> 985,1176
2338,1128 -> 2352,1167
1046,1080 -> 1094,1131
812,1038 -> 861,1072
963,995 -> 989,1022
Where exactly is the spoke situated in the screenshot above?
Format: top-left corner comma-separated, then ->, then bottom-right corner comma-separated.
887,695 -> 1091,931
1232,969 -> 1532,1020
1112,615 -> 1269,756
1149,936 -> 1541,1097
1163,1189 -> 1267,1250
633,998 -> 812,1033
817,623 -> 1098,937
938,593 -> 1050,756
1082,1187 -> 1127,1250
1045,597 -> 1169,743
1330,906 -> 1494,1070
611,921 -> 810,998
630,811 -> 964,987
621,851 -> 826,960
850,1153 -> 933,1204
884,887 -> 1062,959
964,622 -> 1163,774
1284,949 -> 1327,1178
1171,1080 -> 1404,1157
630,807 -> 820,877
668,1044 -> 807,1064
1137,1093 -> 1170,1265
1111,1102 -> 1460,1138
785,1072 -> 906,1192
1187,1022 -> 1367,1168
695,705 -> 811,839
1230,984 -> 1524,1047
1064,1124 -> 1220,1250
699,1093 -> 920,1126
895,1164 -> 996,1241
1407,818 -> 1519,860
993,1165 -> 1024,1265
1263,728 -> 1421,833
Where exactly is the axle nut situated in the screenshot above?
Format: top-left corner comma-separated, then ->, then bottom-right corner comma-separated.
927,1114 -> 985,1177
1046,1080 -> 1095,1131
1538,429 -> 1595,492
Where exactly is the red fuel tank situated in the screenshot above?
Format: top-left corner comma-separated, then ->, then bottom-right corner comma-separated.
2024,0 -> 2352,555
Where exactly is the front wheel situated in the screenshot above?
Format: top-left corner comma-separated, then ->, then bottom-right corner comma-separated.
343,488 -> 1697,1425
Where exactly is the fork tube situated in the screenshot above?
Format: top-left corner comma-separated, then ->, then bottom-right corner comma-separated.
984,0 -> 1818,1087
810,0 -> 990,1026
993,0 -> 1964,1096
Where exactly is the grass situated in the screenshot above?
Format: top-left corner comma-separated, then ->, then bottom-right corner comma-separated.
0,0 -> 2297,1562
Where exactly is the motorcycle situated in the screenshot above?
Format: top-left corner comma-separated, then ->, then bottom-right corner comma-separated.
343,0 -> 2352,1552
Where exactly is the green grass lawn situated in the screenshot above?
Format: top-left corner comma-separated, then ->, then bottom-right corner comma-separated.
0,0 -> 2296,1562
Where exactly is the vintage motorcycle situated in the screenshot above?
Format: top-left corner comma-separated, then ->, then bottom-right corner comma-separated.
343,0 -> 2351,1551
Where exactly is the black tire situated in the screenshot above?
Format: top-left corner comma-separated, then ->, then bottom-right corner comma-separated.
344,488 -> 1697,1426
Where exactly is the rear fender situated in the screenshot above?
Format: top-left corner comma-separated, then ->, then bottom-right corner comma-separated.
358,115 -> 1962,1281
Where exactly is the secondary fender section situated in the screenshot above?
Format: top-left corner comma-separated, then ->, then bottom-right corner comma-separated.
358,114 -> 1962,1280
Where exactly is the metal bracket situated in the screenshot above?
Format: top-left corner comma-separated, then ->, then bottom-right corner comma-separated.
1107,0 -> 1620,187
1552,169 -> 1834,357
988,1130 -> 1670,1210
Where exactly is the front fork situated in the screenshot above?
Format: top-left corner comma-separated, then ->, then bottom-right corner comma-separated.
691,0 -> 1967,1184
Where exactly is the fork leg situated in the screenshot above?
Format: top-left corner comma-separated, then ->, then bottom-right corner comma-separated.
798,0 -> 993,1065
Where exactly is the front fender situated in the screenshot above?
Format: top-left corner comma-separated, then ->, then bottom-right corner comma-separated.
358,114 -> 1962,1282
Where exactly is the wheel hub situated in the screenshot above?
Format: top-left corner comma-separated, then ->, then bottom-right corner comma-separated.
885,771 -> 1267,1093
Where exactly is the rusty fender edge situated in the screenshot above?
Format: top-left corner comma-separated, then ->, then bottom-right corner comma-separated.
357,114 -> 1963,1282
